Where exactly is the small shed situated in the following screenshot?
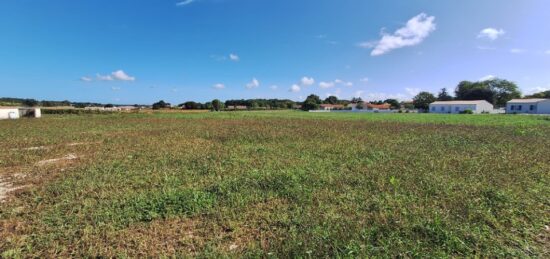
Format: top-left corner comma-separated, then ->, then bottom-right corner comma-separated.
0,107 -> 41,120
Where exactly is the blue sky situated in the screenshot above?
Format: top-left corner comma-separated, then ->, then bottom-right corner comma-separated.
1,0 -> 549,104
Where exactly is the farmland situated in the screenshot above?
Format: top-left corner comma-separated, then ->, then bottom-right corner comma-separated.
0,111 -> 549,257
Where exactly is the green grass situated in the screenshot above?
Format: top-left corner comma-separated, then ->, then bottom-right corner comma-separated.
1,111 -> 549,257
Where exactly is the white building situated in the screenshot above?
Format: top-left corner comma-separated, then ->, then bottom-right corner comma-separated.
0,107 -> 41,120
429,100 -> 494,114
506,99 -> 550,114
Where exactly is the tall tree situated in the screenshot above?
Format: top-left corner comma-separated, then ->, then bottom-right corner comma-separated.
152,100 -> 170,110
383,99 -> 400,109
211,99 -> 222,111
455,78 -> 521,106
324,96 -> 339,105
485,79 -> 521,107
413,92 -> 436,111
437,88 -> 453,101
302,94 -> 321,111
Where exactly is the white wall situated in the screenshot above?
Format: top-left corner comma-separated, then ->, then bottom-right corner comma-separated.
430,104 -> 475,114
0,109 -> 20,120
506,101 -> 550,114
536,100 -> 550,114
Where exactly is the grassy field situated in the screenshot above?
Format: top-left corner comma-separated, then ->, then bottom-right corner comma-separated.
0,111 -> 549,257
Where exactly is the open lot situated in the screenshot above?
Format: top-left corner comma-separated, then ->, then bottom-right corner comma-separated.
1,111 -> 549,257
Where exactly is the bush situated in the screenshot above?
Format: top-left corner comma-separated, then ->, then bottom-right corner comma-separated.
460,109 -> 474,114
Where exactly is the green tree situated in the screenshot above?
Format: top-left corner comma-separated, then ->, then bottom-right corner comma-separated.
413,92 -> 436,111
324,96 -> 339,105
212,99 -> 222,111
22,99 -> 38,107
152,100 -> 170,110
383,99 -> 400,109
486,79 -> 521,107
302,94 -> 321,111
526,90 -> 550,98
455,79 -> 521,107
356,101 -> 365,110
437,88 -> 453,101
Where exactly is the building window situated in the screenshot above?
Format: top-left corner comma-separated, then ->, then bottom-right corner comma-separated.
530,105 -> 535,111
441,106 -> 445,111
455,107 -> 460,112
510,105 -> 515,111
431,106 -> 435,111
518,105 -> 522,110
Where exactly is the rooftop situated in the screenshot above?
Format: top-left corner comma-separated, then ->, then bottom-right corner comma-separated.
507,99 -> 550,104
431,100 -> 490,105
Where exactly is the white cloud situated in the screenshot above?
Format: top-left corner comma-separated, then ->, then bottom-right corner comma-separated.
363,13 -> 436,56
360,77 -> 369,83
366,92 -> 408,101
509,48 -> 526,54
479,75 -> 497,81
96,74 -> 113,81
289,84 -> 301,92
354,90 -> 365,98
300,77 -> 315,86
213,83 -> 225,90
246,78 -> 260,89
80,76 -> 92,82
478,28 -> 505,40
96,70 -> 135,81
111,70 -> 135,81
319,81 -> 335,89
111,87 -> 121,91
545,50 -> 550,55
229,53 -> 240,61
176,0 -> 196,6
270,85 -> 278,90
320,79 -> 353,89
405,87 -> 421,96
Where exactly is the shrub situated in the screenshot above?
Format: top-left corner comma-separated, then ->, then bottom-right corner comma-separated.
460,109 -> 474,114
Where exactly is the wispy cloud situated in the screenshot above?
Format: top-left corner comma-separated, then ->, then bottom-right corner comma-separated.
213,83 -> 225,90
246,78 -> 260,89
361,13 -> 436,56
80,76 -> 92,82
96,70 -> 135,81
289,84 -> 301,92
478,28 -> 505,40
270,85 -> 278,90
229,53 -> 240,61
176,0 -> 196,7
319,79 -> 353,89
319,81 -> 335,89
509,48 -> 526,54
405,87 -> 421,96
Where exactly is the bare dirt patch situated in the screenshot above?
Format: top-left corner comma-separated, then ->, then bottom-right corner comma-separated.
36,154 -> 78,166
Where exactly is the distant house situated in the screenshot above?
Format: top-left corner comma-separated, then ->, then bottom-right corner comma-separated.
506,99 -> 550,114
227,105 -> 248,110
348,103 -> 391,111
366,103 -> 391,110
429,100 -> 494,114
320,104 -> 345,110
0,107 -> 41,120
